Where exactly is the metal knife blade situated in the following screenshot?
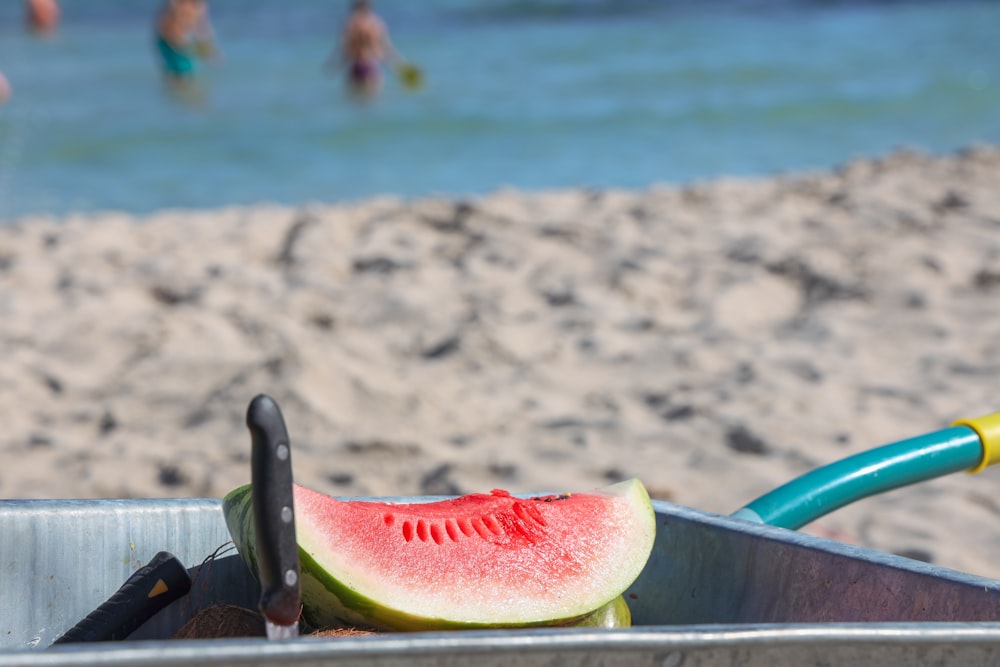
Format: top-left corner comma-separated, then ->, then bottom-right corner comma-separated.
248,394 -> 301,639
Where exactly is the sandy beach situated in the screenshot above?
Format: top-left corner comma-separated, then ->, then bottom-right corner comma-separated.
2,145 -> 1000,580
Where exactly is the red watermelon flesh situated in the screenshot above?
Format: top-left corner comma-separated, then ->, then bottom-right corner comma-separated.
223,478 -> 655,631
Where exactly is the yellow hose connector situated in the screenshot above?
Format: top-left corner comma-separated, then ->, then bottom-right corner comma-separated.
954,412 -> 1000,473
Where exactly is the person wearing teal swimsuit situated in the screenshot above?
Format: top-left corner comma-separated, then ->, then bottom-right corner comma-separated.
155,0 -> 216,81
156,34 -> 196,78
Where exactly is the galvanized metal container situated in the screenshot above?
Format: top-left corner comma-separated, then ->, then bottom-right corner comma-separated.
3,497 -> 1000,666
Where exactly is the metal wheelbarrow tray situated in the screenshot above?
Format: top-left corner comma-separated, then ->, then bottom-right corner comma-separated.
4,493 -> 1000,667
6,407 -> 1000,665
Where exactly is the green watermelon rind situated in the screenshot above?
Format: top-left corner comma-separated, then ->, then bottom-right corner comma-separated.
222,479 -> 652,631
572,594 -> 632,629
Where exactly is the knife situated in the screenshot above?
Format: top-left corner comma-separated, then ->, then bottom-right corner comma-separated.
248,394 -> 301,639
51,551 -> 191,644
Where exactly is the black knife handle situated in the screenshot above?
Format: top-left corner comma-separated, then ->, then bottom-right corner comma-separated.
248,394 -> 301,627
51,551 -> 191,645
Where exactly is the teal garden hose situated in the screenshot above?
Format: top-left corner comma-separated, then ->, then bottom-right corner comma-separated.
732,412 -> 1000,530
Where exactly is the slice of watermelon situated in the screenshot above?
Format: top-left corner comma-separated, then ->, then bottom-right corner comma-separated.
223,479 -> 655,631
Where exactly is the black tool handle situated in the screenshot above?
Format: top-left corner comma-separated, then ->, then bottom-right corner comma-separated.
51,551 -> 191,645
248,394 -> 301,627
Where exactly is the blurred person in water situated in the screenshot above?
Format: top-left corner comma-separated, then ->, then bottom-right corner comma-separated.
155,0 -> 218,85
26,0 -> 60,36
334,0 -> 402,98
0,71 -> 10,105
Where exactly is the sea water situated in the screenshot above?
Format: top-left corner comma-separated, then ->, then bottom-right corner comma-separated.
0,0 -> 998,221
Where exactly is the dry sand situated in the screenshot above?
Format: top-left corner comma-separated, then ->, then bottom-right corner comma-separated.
2,145 -> 1000,579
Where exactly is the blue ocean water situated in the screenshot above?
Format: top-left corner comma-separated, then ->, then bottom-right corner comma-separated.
0,0 -> 998,221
